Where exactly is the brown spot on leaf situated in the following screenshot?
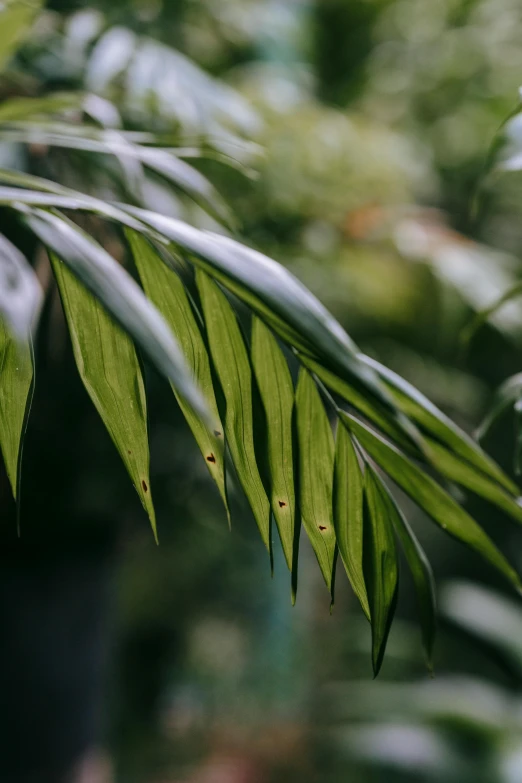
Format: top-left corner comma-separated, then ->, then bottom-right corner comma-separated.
214,430 -> 221,437
207,454 -> 216,463
142,480 -> 148,492
278,500 -> 286,508
318,525 -> 327,531
127,450 -> 132,455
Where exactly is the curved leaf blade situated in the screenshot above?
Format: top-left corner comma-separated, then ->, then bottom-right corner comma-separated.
51,253 -> 156,536
122,209 -> 409,424
251,317 -> 296,571
196,270 -> 270,548
20,207 -> 209,422
295,368 -> 336,591
342,413 -> 521,590
364,356 -> 518,496
364,466 -> 399,677
126,229 -> 229,522
0,233 -> 42,339
0,125 -> 233,225
333,424 -> 369,619
426,437 -> 522,525
0,322 -> 33,499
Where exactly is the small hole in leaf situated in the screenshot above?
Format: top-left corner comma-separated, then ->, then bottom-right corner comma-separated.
278,500 -> 286,508
207,454 -> 216,463
214,430 -> 221,437
142,480 -> 148,492
318,525 -> 327,531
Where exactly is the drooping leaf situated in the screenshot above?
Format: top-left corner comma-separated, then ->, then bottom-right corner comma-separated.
0,124 -> 233,225
425,437 -> 522,525
304,354 -> 522,520
476,372 -> 522,441
373,473 -> 437,670
122,209 -> 413,431
0,0 -> 42,72
333,424 -> 369,619
125,229 -> 229,522
251,316 -> 296,571
0,233 -> 42,340
342,412 -> 521,590
1,180 -> 154,234
51,253 -> 156,537
21,207 -> 209,421
364,356 -> 518,495
196,270 -> 270,548
363,466 -> 399,676
0,321 -> 34,500
295,368 -> 336,592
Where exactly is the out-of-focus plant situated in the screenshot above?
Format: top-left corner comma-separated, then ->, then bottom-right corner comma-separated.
3,2 -> 522,680
330,580 -> 522,783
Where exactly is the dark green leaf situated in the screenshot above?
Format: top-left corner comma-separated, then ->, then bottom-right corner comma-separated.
342,412 -> 521,590
0,321 -> 33,499
364,466 -> 399,676
0,232 -> 42,339
251,316 -> 296,571
196,270 -> 270,548
126,229 -> 229,522
21,207 -> 209,421
295,368 -> 336,591
51,253 -> 157,537
375,475 -> 437,669
333,424 -> 369,619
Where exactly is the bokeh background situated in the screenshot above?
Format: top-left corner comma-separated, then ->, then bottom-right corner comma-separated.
4,1 -> 522,781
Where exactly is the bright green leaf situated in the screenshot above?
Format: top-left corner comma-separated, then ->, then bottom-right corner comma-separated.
0,321 -> 33,499
295,368 -> 336,592
21,207 -> 209,421
126,229 -> 229,522
196,270 -> 270,548
51,253 -> 156,537
333,424 -> 369,619
251,316 -> 296,571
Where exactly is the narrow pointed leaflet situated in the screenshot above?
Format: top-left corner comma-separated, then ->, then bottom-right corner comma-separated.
126,229 -> 229,522
196,270 -> 270,549
295,368 -> 336,592
251,317 -> 296,570
51,254 -> 157,537
364,466 -> 399,677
